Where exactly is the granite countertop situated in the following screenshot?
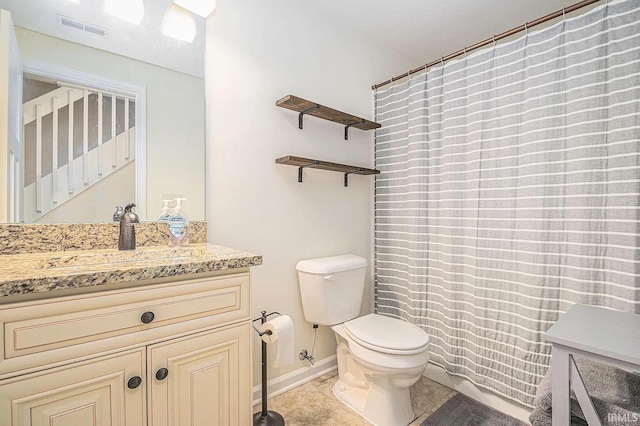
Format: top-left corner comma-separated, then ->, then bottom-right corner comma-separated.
0,244 -> 262,297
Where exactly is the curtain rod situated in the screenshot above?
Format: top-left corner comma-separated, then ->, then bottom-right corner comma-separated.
372,0 -> 602,90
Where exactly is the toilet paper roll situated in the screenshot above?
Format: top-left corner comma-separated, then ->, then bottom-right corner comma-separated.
259,315 -> 294,368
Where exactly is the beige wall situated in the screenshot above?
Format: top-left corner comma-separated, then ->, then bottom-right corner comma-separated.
15,27 -> 205,221
205,0 -> 416,387
38,162 -> 134,224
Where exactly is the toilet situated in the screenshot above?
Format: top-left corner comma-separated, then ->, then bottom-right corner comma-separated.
296,254 -> 430,426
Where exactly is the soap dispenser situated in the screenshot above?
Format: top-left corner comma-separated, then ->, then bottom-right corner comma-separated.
168,198 -> 189,246
113,205 -> 124,222
158,199 -> 172,222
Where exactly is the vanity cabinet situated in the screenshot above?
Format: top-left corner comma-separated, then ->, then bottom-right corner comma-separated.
148,323 -> 249,426
0,272 -> 252,426
0,348 -> 146,425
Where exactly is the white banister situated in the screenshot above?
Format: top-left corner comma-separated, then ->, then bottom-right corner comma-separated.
14,158 -> 19,221
8,152 -> 15,222
97,92 -> 103,177
22,84 -> 137,223
124,98 -> 130,161
111,96 -> 116,168
35,104 -> 42,213
82,89 -> 89,186
56,81 -> 134,101
22,87 -> 82,124
68,90 -> 74,194
12,157 -> 19,221
52,96 -> 59,204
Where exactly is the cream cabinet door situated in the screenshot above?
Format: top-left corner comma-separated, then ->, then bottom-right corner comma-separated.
0,349 -> 145,426
148,323 -> 251,426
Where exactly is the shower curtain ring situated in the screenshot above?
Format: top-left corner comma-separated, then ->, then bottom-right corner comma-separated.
492,35 -> 496,48
524,21 -> 529,35
562,7 -> 566,20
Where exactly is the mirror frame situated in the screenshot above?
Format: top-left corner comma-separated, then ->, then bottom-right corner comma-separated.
21,60 -> 147,221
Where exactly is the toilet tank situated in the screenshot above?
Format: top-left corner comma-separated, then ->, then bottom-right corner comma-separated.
296,254 -> 367,326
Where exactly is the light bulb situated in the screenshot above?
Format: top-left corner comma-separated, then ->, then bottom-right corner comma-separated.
162,5 -> 197,43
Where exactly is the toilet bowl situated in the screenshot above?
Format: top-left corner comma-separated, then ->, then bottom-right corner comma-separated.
332,314 -> 429,426
296,254 -> 430,426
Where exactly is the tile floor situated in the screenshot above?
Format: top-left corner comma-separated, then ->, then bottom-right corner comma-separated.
253,371 -> 456,425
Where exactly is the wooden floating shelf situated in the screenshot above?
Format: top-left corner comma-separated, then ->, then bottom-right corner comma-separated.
276,155 -> 380,187
276,95 -> 381,140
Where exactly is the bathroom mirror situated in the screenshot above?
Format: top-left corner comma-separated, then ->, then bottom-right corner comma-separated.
0,0 -> 205,223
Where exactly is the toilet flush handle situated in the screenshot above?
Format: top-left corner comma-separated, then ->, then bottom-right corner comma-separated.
324,275 -> 335,281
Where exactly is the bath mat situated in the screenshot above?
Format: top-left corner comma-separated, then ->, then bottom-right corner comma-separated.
421,393 -> 528,426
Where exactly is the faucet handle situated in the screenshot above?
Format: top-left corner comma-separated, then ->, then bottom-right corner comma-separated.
122,203 -> 140,225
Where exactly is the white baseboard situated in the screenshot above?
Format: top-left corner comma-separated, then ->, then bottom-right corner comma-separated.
423,364 -> 532,424
251,355 -> 532,423
252,355 -> 338,405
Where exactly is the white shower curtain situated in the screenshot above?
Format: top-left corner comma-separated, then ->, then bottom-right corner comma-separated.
373,0 -> 640,406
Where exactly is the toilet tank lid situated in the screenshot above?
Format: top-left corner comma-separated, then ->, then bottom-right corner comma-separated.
296,254 -> 367,274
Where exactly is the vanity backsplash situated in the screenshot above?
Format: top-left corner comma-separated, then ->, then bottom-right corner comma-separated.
0,222 -> 207,255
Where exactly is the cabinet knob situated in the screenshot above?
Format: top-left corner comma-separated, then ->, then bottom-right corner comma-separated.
155,368 -> 169,381
127,376 -> 142,389
140,311 -> 155,324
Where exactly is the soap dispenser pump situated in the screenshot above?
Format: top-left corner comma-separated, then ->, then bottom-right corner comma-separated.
118,203 -> 140,250
158,199 -> 172,222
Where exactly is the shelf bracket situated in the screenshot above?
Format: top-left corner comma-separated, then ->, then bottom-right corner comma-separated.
298,161 -> 318,183
343,169 -> 363,187
298,104 -> 320,129
344,119 -> 365,140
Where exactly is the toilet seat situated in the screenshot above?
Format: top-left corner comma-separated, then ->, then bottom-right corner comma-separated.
344,314 -> 429,355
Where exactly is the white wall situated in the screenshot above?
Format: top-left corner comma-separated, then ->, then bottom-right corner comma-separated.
205,0 -> 415,387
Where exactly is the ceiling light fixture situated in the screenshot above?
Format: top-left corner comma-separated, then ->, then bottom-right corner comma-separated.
174,0 -> 216,18
104,0 -> 145,25
162,5 -> 197,43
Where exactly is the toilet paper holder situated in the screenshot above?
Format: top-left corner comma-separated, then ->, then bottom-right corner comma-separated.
251,311 -> 285,426
251,310 -> 281,336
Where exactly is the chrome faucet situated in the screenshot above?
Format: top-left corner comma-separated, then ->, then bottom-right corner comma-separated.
118,203 -> 139,250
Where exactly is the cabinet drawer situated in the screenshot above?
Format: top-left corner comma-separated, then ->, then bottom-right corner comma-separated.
0,273 -> 250,377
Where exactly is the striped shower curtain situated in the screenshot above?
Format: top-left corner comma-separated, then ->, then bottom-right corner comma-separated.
373,0 -> 640,406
